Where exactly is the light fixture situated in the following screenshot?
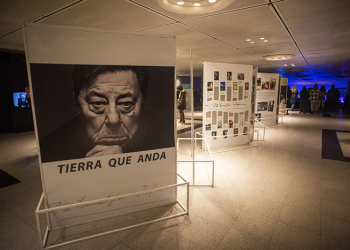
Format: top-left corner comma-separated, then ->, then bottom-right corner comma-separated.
260,37 -> 265,40
263,54 -> 295,61
156,0 -> 233,14
284,64 -> 288,66
291,64 -> 295,66
264,40 -> 268,42
250,41 -> 254,43
246,39 -> 251,41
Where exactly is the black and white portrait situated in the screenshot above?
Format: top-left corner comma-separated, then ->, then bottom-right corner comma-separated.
31,64 -> 175,163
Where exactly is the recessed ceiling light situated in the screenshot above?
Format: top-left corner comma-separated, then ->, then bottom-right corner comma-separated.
264,40 -> 268,42
291,64 -> 295,66
193,3 -> 201,6
284,64 -> 288,66
177,1 -> 184,5
250,41 -> 254,43
246,39 -> 251,41
263,54 -> 295,61
208,0 -> 217,2
260,38 -> 265,40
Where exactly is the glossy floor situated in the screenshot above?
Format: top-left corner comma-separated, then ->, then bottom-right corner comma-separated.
0,112 -> 350,249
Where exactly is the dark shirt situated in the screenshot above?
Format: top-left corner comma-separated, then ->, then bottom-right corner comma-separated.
300,89 -> 308,100
39,111 -> 174,163
327,88 -> 340,99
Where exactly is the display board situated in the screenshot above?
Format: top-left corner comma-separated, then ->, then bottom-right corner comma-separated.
23,23 -> 176,228
256,73 -> 280,127
203,62 -> 253,150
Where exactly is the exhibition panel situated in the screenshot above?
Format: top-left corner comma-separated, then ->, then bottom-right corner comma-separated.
23,22 -> 179,244
256,72 -> 280,127
202,62 -> 254,150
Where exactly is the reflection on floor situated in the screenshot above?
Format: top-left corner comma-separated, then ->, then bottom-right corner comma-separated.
1,111 -> 350,249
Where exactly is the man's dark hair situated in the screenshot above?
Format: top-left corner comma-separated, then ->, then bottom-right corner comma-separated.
331,84 -> 335,88
72,65 -> 150,101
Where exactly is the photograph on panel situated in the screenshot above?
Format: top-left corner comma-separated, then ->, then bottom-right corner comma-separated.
268,100 -> 275,112
227,71 -> 232,81
214,71 -> 219,80
212,131 -> 217,140
257,78 -> 262,90
30,64 -> 175,163
270,78 -> 276,90
262,81 -> 269,90
237,73 -> 244,80
220,81 -> 226,91
257,102 -> 268,111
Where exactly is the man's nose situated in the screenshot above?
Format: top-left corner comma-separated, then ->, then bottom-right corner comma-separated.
105,105 -> 121,126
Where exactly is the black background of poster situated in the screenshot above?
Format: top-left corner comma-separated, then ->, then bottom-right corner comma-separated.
30,64 -> 175,140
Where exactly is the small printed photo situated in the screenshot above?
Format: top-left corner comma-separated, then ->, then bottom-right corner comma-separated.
212,131 -> 217,140
237,73 -> 244,80
257,78 -> 261,90
262,81 -> 269,90
207,81 -> 213,91
229,119 -> 233,128
268,100 -> 274,112
220,82 -> 226,91
206,123 -> 211,131
255,113 -> 262,121
214,71 -> 219,80
227,72 -> 232,81
245,82 -> 249,90
243,127 -> 248,135
233,82 -> 238,90
257,78 -> 261,85
257,102 -> 268,111
270,78 -> 276,90
217,120 -> 223,129
223,130 -> 228,139
234,128 -> 238,137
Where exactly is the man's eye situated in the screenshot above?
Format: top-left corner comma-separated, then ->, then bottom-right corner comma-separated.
118,102 -> 134,111
91,102 -> 106,109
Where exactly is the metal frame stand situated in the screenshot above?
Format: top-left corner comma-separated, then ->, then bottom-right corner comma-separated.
35,174 -> 189,249
194,130 -> 260,154
177,138 -> 214,187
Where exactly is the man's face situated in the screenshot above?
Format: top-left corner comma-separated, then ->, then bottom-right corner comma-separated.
77,70 -> 143,148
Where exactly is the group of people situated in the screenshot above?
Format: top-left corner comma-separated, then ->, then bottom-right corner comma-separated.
290,84 -> 340,114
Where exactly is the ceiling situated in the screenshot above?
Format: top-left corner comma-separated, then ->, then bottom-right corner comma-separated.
1,0 -> 350,87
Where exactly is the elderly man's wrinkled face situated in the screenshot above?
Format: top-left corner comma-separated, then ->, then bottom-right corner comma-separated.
77,70 -> 143,150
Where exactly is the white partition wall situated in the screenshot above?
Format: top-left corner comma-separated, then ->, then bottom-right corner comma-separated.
256,73 -> 280,127
203,62 -> 253,150
23,23 -> 176,229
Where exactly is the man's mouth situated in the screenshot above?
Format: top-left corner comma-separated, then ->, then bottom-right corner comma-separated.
97,136 -> 129,145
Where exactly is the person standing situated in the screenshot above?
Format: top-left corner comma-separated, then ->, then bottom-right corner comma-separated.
327,85 -> 340,113
177,85 -> 187,124
299,86 -> 308,114
290,86 -> 299,111
310,84 -> 319,114
318,85 -> 326,113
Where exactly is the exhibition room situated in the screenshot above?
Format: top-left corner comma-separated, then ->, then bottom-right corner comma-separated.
1,0 -> 350,249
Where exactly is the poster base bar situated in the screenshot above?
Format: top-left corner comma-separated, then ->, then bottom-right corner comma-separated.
35,176 -> 189,250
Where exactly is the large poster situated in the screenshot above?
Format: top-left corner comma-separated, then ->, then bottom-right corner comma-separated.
203,62 -> 253,150
256,73 -> 280,127
24,23 -> 176,228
